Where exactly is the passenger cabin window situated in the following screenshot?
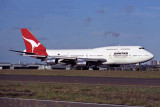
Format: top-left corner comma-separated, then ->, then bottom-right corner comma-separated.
121,48 -> 130,50
106,49 -> 118,50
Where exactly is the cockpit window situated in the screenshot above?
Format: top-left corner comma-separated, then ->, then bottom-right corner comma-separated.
139,47 -> 145,49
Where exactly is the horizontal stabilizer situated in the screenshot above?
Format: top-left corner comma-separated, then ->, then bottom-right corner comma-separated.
9,50 -> 37,55
9,50 -> 47,60
23,54 -> 47,57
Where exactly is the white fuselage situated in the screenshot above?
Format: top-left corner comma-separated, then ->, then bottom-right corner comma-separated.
46,46 -> 154,65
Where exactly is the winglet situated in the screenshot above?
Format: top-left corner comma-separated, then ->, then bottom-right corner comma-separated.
21,28 -> 48,56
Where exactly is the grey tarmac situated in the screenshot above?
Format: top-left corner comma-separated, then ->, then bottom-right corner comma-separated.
0,97 -> 142,107
0,74 -> 160,88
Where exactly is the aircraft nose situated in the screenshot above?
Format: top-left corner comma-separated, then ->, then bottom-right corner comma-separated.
149,53 -> 154,60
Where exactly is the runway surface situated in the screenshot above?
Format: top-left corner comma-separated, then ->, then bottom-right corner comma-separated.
0,74 -> 160,88
0,97 -> 140,107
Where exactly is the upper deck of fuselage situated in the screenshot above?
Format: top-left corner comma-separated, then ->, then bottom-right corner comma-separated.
46,46 -> 144,55
46,46 -> 143,51
93,46 -> 144,50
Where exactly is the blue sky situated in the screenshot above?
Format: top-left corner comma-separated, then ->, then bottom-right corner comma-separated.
0,0 -> 160,63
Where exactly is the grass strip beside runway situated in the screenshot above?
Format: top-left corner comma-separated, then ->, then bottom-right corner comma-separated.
0,82 -> 160,106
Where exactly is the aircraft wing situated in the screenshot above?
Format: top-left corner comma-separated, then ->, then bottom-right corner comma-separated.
9,50 -> 106,64
81,58 -> 107,62
51,56 -> 106,62
48,56 -> 107,65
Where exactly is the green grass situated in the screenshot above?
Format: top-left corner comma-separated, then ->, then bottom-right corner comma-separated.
1,69 -> 160,78
0,82 -> 160,106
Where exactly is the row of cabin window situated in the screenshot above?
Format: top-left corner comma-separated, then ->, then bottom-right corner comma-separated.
114,52 -> 128,55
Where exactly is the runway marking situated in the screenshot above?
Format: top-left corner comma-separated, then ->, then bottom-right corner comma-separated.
0,80 -> 160,88
0,97 -> 142,107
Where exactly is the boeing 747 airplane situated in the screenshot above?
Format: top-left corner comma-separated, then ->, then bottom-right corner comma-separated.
10,28 -> 154,70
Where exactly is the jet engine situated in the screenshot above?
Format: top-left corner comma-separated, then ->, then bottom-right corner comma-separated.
45,58 -> 58,65
76,59 -> 88,66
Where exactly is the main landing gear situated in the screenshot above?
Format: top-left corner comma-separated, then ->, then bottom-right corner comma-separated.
135,63 -> 140,71
66,65 -> 100,70
75,65 -> 99,70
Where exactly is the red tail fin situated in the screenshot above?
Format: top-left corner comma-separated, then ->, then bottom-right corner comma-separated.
21,28 -> 48,56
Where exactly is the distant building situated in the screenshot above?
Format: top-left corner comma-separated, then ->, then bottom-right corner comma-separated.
0,63 -> 12,69
150,60 -> 157,66
0,62 -> 53,70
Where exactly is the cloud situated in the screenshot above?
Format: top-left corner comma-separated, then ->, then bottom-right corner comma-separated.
85,17 -> 92,23
96,9 -> 105,14
92,31 -> 120,37
37,37 -> 48,41
12,27 -> 22,30
133,10 -> 160,18
104,31 -> 120,37
13,27 -> 31,30
125,6 -> 133,14
147,6 -> 160,10
84,17 -> 93,26
12,27 -> 40,31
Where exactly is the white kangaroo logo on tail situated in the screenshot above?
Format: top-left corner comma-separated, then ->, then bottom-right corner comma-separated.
23,36 -> 41,53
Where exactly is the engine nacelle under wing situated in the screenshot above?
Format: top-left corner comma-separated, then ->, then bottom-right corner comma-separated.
45,58 -> 58,65
76,59 -> 88,66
